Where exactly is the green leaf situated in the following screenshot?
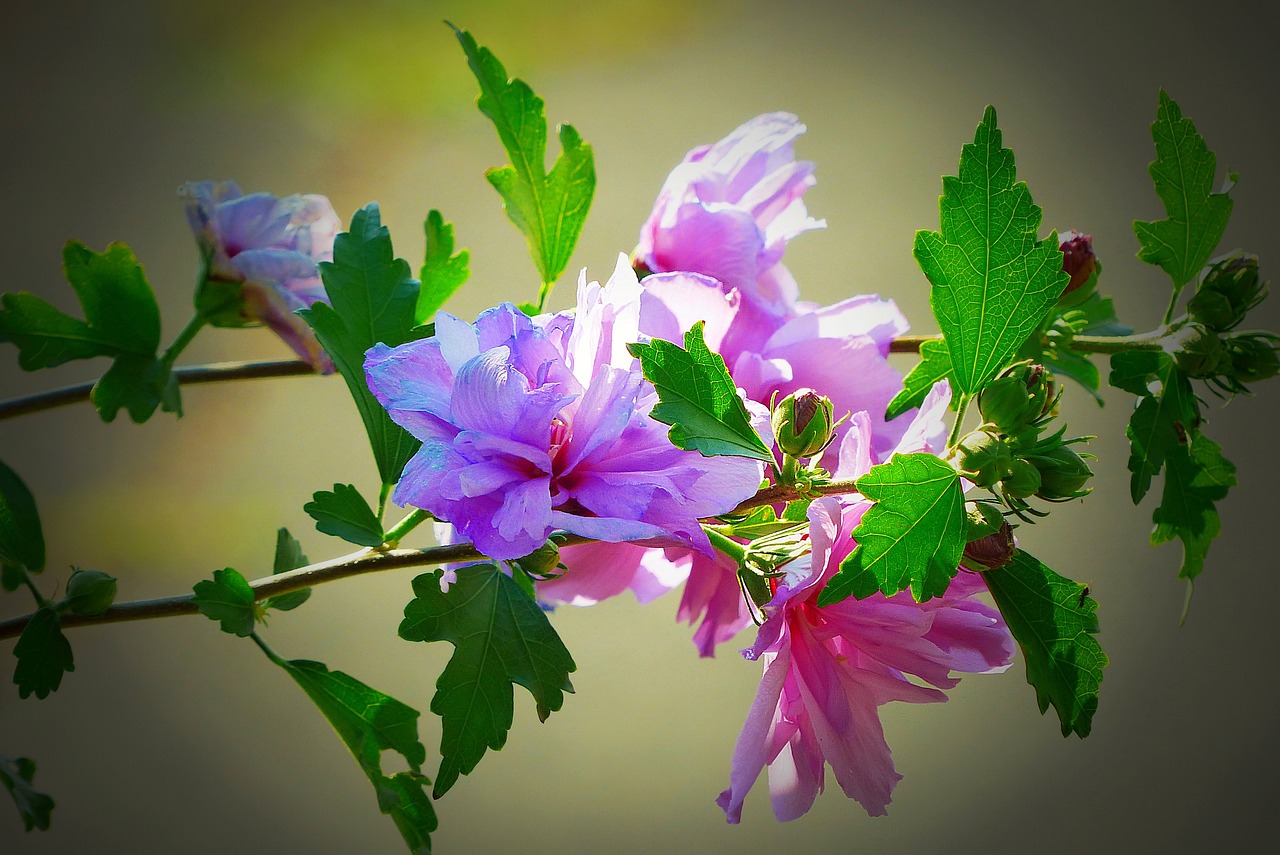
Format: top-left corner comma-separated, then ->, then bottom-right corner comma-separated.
274,658 -> 436,854
305,484 -> 385,547
1019,292 -> 1132,405
885,338 -> 954,420
0,754 -> 54,832
265,527 -> 311,613
1,563 -> 23,592
914,106 -> 1070,394
12,607 -> 74,699
1133,91 -> 1235,297
818,452 -> 966,605
983,549 -> 1106,738
1110,351 -> 1197,503
300,204 -> 424,486
0,460 -> 45,573
452,25 -> 595,303
416,210 -> 470,325
399,565 -> 576,798
192,567 -> 259,637
1151,431 -> 1235,584
0,242 -> 174,423
627,322 -> 774,464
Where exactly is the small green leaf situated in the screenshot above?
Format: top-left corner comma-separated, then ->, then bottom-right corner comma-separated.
1,563 -> 23,592
300,204 -> 424,486
416,209 -> 471,325
452,25 -> 595,303
914,106 -> 1070,394
0,242 -> 174,423
305,484 -> 384,547
983,549 -> 1106,738
0,754 -> 55,832
1151,431 -> 1235,584
274,658 -> 436,854
819,452 -> 966,605
1110,351 -> 1197,503
265,527 -> 311,613
192,567 -> 258,637
1133,91 -> 1235,297
627,322 -> 774,464
400,565 -> 576,798
13,607 -> 74,699
886,338 -> 954,420
0,460 -> 45,574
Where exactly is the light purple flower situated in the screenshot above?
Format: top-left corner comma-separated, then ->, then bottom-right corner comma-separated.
363,255 -> 764,562
716,395 -> 1013,821
637,113 -> 825,317
181,180 -> 341,372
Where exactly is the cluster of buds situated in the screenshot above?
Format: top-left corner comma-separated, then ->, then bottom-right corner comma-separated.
1177,253 -> 1279,395
948,361 -> 1094,519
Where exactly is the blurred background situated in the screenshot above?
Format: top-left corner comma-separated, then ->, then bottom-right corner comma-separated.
1,1 -> 1277,852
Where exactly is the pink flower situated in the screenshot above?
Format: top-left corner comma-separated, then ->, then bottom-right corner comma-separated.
181,180 -> 341,372
637,113 -> 825,317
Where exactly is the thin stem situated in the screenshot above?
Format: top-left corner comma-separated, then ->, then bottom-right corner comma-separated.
383,508 -> 431,547
248,630 -> 285,666
376,483 -> 393,524
890,325 -> 1176,356
0,359 -> 317,421
704,527 -> 747,564
19,568 -> 49,610
159,314 -> 208,368
947,394 -> 971,450
0,475 -> 865,642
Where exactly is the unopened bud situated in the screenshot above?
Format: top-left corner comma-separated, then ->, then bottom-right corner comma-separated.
1171,322 -> 1224,379
1032,445 -> 1094,500
1058,231 -> 1099,302
771,388 -> 835,459
1001,458 -> 1042,499
964,501 -> 1006,541
512,539 -> 562,579
963,521 -> 1016,571
949,428 -> 1014,488
1188,251 -> 1267,331
62,569 -> 117,616
1224,333 -> 1280,385
978,361 -> 1055,431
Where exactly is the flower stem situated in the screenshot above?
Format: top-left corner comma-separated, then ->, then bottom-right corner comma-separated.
159,314 -> 209,369
947,393 -> 971,450
383,508 -> 431,548
704,526 -> 747,564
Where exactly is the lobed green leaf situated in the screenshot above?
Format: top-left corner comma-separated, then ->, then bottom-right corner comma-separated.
192,567 -> 259,637
300,203 -> 424,486
627,322 -> 774,464
415,209 -> 471,325
0,460 -> 45,574
400,565 -> 576,798
914,106 -> 1069,394
305,484 -> 385,547
1151,432 -> 1235,585
886,338 -> 954,420
983,549 -> 1106,738
1133,91 -> 1235,297
264,527 -> 311,613
819,452 -> 966,605
0,754 -> 55,832
1110,351 -> 1197,503
12,607 -> 74,699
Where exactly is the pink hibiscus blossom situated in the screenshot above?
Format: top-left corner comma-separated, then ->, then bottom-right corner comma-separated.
181,180 -> 341,372
717,390 -> 1013,821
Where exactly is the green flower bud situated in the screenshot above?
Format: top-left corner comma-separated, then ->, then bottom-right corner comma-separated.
949,428 -> 1014,488
1032,444 -> 1093,500
1188,251 -> 1267,331
962,520 -> 1016,571
977,361 -> 1054,431
1001,458 -> 1042,499
1171,322 -> 1224,379
1224,333 -> 1280,384
62,569 -> 117,616
512,539 -> 562,579
771,388 -> 835,459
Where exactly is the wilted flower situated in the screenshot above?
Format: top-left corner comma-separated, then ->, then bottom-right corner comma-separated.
181,180 -> 341,372
636,113 -> 825,317
363,255 -> 763,561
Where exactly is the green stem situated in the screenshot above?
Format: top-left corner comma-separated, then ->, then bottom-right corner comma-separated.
704,526 -> 747,564
376,483 -> 393,524
383,508 -> 431,548
249,631 -> 286,666
890,324 -> 1177,356
159,314 -> 209,369
947,393 -> 971,450
18,567 -> 49,610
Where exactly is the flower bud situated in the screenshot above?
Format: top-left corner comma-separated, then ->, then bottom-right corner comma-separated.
964,501 -> 1006,541
948,428 -> 1014,488
1171,322 -> 1224,378
62,569 -> 117,616
1032,445 -> 1093,500
1188,251 -> 1267,331
512,539 -> 562,579
978,361 -> 1054,431
963,520 -> 1016,571
1058,230 -> 1099,304
1001,458 -> 1042,499
771,388 -> 835,459
1224,333 -> 1280,385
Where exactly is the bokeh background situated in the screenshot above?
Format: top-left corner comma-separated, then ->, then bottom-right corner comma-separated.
2,1 -> 1277,852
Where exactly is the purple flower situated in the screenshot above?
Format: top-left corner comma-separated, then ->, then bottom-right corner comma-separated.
637,113 -> 825,317
363,255 -> 764,561
181,180 -> 341,372
716,399 -> 1013,821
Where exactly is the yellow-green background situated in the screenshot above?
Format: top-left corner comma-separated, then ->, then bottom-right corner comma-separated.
2,1 -> 1277,852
